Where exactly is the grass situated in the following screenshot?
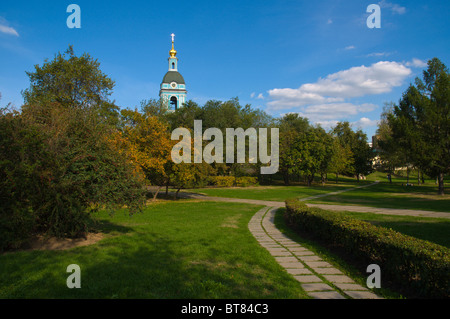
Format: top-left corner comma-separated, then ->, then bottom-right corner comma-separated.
307,181 -> 450,213
185,182 -> 371,202
0,201 -> 309,299
185,172 -> 450,213
337,211 -> 450,248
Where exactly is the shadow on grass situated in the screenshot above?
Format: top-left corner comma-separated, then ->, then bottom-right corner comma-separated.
0,204 -> 306,299
354,216 -> 450,248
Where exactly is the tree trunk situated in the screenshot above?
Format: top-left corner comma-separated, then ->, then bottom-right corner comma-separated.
173,188 -> 181,199
283,173 -> 290,186
152,186 -> 162,201
307,174 -> 314,187
438,172 -> 445,195
336,173 -> 339,184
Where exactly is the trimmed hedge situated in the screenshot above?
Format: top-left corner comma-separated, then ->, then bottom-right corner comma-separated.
208,176 -> 258,187
284,198 -> 450,298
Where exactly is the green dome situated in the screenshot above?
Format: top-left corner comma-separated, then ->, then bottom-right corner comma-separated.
162,71 -> 185,85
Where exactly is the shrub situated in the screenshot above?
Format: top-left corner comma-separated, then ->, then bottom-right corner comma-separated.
208,176 -> 258,187
236,176 -> 258,187
0,105 -> 147,251
284,199 -> 450,298
0,109 -> 44,250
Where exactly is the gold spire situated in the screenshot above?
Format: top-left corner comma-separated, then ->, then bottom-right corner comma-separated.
169,33 -> 177,57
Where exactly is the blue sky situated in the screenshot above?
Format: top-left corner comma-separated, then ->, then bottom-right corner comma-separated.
1,0 -> 449,139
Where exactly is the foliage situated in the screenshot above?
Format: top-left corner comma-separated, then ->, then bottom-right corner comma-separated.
285,199 -> 450,298
120,109 -> 173,190
332,121 -> 373,180
381,58 -> 450,194
207,176 -> 258,187
328,138 -> 353,183
22,45 -> 119,126
1,46 -> 148,249
21,103 -> 146,238
0,108 -> 45,250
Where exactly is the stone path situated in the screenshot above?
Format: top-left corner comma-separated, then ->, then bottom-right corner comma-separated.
248,206 -> 382,299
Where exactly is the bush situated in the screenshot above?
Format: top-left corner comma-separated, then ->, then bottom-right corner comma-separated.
284,199 -> 450,298
0,105 -> 146,251
208,176 -> 258,187
0,109 -> 44,250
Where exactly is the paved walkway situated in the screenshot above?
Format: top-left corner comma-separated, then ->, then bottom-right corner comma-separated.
248,206 -> 382,299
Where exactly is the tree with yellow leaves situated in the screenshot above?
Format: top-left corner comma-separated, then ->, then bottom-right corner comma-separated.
120,109 -> 173,200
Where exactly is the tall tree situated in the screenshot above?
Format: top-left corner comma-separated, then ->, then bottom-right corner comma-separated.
277,114 -> 310,185
22,45 -> 119,126
332,121 -> 373,181
120,109 -> 173,200
387,58 -> 450,194
328,137 -> 353,183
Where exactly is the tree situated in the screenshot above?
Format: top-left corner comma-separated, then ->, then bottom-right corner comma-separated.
386,58 -> 450,194
120,109 -> 173,200
0,106 -> 47,250
277,114 -> 310,185
328,137 -> 353,183
332,121 -> 373,181
22,45 -> 119,126
4,47 -> 149,243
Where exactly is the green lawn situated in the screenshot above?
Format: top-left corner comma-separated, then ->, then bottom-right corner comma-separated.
185,172 -> 450,213
185,182 -> 370,202
0,201 -> 309,299
307,181 -> 450,213
338,211 -> 450,248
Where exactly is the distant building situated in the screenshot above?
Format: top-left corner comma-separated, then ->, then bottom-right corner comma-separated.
370,135 -> 382,168
159,34 -> 187,110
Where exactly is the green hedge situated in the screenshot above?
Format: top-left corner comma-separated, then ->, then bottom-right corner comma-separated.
284,199 -> 450,298
208,176 -> 258,187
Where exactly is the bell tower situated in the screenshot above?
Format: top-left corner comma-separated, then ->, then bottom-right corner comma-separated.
159,33 -> 187,110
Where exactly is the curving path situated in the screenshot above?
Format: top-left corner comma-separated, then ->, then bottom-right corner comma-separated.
248,206 -> 382,299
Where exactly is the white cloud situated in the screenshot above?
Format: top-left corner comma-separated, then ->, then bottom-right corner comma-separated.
266,61 -> 415,126
353,117 -> 380,128
327,19 -> 333,24
256,93 -> 264,100
345,45 -> 356,50
405,58 -> 428,68
366,52 -> 393,57
250,92 -> 255,98
0,18 -> 19,36
379,0 -> 406,15
268,61 -> 411,111
297,103 -> 377,122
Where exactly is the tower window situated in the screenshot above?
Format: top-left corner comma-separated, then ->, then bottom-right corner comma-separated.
172,62 -> 175,69
170,96 -> 178,110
